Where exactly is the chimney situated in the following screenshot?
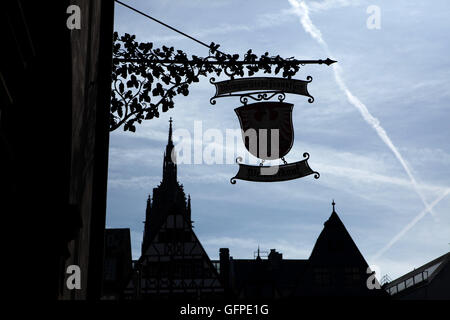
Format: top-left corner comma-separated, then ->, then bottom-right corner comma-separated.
219,248 -> 230,289
268,249 -> 282,268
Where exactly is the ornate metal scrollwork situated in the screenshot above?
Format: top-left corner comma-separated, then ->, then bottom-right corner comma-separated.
230,152 -> 320,183
111,32 -> 334,132
239,92 -> 286,105
302,152 -> 320,179
209,78 -> 218,105
230,156 -> 244,184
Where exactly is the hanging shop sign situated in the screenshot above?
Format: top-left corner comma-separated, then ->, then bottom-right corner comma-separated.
210,77 -> 320,184
210,77 -> 314,104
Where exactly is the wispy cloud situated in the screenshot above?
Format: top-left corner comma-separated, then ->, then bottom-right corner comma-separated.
306,0 -> 364,12
108,175 -> 161,190
372,188 -> 450,260
136,7 -> 297,44
109,137 -> 448,196
111,0 -> 450,277
287,0 -> 443,222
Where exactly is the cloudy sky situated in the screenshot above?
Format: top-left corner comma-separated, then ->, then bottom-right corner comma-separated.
107,0 -> 450,280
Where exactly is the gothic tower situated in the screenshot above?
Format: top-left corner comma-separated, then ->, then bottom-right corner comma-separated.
141,118 -> 190,255
126,119 -> 223,300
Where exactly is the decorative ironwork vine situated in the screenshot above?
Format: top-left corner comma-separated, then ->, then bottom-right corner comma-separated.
111,32 -> 335,132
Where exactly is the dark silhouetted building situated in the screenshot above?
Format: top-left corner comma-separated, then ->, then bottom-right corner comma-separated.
215,201 -> 388,298
124,120 -> 224,300
2,1 -> 114,299
383,252 -> 449,300
102,229 -> 132,299
121,123 -> 388,299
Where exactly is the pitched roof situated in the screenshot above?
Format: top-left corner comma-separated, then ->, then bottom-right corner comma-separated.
309,210 -> 368,268
384,252 -> 450,294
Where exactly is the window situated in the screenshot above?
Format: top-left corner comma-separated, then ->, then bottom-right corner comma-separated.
212,262 -> 220,274
389,286 -> 397,295
104,258 -> 117,281
344,267 -> 360,286
414,273 -> 423,284
143,262 -> 160,277
405,277 -> 414,288
314,267 -> 331,286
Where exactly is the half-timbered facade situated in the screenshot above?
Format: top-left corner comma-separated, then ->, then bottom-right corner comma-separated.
124,119 -> 224,300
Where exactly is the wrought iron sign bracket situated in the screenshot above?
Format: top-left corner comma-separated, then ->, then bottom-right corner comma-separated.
111,32 -> 337,132
113,58 -> 337,66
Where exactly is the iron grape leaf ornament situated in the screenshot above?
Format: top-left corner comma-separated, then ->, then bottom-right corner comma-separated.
111,32 -> 335,132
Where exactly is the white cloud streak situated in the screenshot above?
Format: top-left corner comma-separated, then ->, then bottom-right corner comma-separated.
372,188 -> 450,260
287,0 -> 439,220
306,0 -> 363,12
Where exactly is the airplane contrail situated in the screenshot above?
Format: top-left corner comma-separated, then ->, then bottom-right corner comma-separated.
287,0 -> 437,218
372,189 -> 450,260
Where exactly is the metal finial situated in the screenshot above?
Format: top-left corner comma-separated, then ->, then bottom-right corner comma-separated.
332,199 -> 336,212
168,117 -> 173,144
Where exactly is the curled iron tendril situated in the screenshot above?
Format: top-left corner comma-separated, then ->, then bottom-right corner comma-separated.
240,96 -> 249,105
111,33 -> 325,132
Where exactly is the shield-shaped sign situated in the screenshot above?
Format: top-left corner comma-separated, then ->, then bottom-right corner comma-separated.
235,101 -> 294,160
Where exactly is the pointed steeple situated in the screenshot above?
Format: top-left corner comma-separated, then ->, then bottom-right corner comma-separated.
168,117 -> 173,145
256,245 -> 261,261
309,200 -> 368,267
142,195 -> 152,255
141,118 -> 190,251
162,117 -> 177,183
187,194 -> 191,222
326,199 -> 341,227
146,194 -> 151,210
145,195 -> 152,225
294,201 -> 385,297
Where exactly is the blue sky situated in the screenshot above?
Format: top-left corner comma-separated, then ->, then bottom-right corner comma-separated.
107,0 -> 450,280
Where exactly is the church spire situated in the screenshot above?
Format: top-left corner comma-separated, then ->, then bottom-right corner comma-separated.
168,117 -> 173,146
256,245 -> 261,261
162,118 -> 177,183
142,194 -> 152,255
187,194 -> 192,224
